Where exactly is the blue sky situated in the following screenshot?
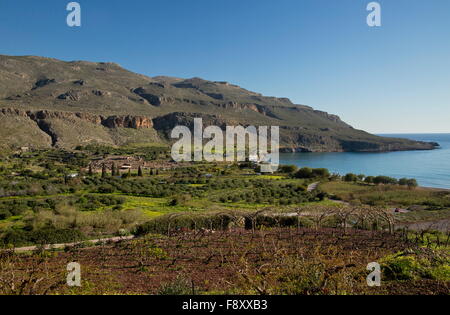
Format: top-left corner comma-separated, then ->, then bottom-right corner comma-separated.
0,0 -> 449,133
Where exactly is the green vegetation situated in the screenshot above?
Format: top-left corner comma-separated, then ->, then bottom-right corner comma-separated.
1,146 -> 448,248
0,147 -> 448,296
158,276 -> 195,295
0,148 -> 333,246
321,181 -> 450,209
381,249 -> 450,281
295,167 -> 330,179
1,227 -> 85,247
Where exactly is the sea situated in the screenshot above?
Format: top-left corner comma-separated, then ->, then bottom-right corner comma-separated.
279,134 -> 450,189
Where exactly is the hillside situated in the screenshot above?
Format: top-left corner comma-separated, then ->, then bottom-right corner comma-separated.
0,55 -> 438,152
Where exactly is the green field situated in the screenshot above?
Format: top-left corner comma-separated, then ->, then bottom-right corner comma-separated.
0,147 -> 449,248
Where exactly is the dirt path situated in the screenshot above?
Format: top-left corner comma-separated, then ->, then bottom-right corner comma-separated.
8,235 -> 135,253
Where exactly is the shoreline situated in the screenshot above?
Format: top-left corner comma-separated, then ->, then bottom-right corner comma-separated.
419,186 -> 450,192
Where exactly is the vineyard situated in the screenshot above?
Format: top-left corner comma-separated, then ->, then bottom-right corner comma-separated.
0,148 -> 449,295
1,226 -> 448,295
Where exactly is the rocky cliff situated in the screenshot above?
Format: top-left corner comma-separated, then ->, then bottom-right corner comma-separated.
0,55 -> 438,152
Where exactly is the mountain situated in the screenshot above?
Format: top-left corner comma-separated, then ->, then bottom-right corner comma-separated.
0,55 -> 438,152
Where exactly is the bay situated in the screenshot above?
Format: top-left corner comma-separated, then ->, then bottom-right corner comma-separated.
279,134 -> 450,189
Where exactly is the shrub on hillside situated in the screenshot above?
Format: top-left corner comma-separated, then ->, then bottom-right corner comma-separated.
1,227 -> 85,247
279,165 -> 298,174
295,167 -> 314,179
373,176 -> 398,185
312,168 -> 330,178
344,173 -> 358,182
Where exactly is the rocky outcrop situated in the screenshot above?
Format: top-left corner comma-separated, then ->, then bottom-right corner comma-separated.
132,88 -> 163,106
58,90 -> 88,101
0,107 -> 439,152
212,102 -> 279,119
57,89 -> 111,101
27,110 -> 103,125
32,78 -> 56,90
102,116 -> 153,129
152,112 -> 228,136
0,108 -> 28,117
0,108 -> 152,130
279,135 -> 438,153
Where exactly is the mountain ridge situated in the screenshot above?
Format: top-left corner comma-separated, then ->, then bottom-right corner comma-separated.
0,55 -> 438,152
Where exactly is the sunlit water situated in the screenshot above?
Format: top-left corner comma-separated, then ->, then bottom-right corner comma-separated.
280,134 -> 450,189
